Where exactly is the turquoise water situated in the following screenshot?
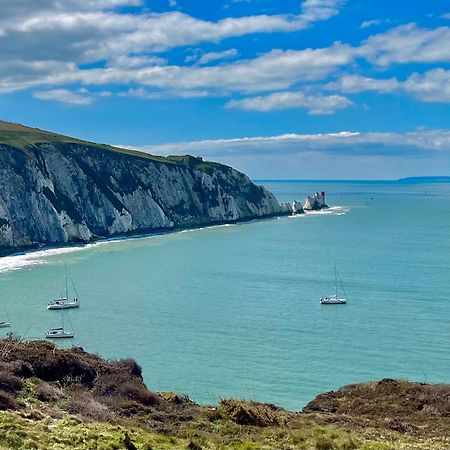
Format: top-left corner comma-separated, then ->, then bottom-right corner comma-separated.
1,181 -> 449,410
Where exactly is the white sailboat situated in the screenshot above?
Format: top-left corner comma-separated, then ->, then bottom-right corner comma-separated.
46,308 -> 74,339
0,308 -> 11,328
47,264 -> 80,310
320,266 -> 347,305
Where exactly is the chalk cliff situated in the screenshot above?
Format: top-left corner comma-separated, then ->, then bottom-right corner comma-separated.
0,121 -> 283,253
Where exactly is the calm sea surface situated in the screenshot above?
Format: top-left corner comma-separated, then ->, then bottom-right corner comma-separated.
1,180 -> 449,410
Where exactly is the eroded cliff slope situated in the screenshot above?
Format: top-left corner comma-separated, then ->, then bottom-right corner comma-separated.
0,121 -> 282,252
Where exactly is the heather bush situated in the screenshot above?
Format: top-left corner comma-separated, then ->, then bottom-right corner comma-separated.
0,371 -> 23,394
0,389 -> 17,410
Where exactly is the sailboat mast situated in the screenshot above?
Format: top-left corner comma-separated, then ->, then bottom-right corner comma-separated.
64,264 -> 69,300
335,266 -> 338,298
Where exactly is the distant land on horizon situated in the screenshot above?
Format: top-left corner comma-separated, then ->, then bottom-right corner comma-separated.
397,176 -> 450,182
255,177 -> 450,183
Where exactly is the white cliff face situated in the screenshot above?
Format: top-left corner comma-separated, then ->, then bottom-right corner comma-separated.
0,143 -> 283,253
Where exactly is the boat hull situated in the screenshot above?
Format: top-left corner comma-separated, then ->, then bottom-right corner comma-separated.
0,322 -> 11,328
320,295 -> 347,304
46,333 -> 74,339
47,303 -> 80,310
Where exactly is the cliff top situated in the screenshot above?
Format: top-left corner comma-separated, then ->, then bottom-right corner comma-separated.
0,120 -> 221,171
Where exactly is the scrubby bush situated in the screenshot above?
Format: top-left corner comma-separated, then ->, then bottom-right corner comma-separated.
113,358 -> 143,380
65,392 -> 112,421
119,383 -> 160,406
220,399 -> 282,427
35,380 -> 64,402
0,389 -> 17,410
0,371 -> 23,394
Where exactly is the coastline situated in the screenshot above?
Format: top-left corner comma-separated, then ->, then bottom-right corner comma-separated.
0,205 -> 348,270
0,211 -> 289,261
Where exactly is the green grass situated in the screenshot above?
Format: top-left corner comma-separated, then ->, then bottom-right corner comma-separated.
0,120 -> 175,163
0,120 -> 230,173
1,340 -> 448,450
1,409 -> 445,450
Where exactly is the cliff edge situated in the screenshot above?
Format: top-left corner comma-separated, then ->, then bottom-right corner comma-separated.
0,121 -> 282,253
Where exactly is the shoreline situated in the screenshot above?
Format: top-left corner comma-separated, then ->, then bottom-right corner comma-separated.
0,211 -> 289,260
0,206 -> 345,269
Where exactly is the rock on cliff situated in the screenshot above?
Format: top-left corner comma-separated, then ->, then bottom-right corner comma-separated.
0,122 -> 283,253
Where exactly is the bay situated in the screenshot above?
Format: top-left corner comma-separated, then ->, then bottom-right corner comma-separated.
1,180 -> 449,410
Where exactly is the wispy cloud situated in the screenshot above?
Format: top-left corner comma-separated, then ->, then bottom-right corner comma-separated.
0,0 -> 347,96
360,23 -> 450,65
327,68 -> 450,103
33,88 -> 94,105
197,49 -> 239,65
32,88 -> 111,105
326,75 -> 400,93
123,130 -> 450,158
360,19 -> 382,29
226,91 -> 352,114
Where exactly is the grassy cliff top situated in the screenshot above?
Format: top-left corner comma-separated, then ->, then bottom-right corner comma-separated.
0,121 -> 220,169
0,338 -> 448,450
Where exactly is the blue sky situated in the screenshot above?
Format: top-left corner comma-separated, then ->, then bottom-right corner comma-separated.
1,0 -> 450,178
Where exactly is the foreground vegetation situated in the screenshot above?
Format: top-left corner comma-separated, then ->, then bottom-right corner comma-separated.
0,338 -> 448,450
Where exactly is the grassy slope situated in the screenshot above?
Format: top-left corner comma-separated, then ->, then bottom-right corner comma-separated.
0,340 -> 448,450
0,121 -> 212,168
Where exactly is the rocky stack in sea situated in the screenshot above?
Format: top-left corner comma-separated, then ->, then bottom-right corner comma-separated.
304,191 -> 328,211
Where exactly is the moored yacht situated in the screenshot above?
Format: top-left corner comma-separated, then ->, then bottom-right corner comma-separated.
47,264 -> 80,310
47,298 -> 80,310
46,327 -> 74,339
320,267 -> 348,305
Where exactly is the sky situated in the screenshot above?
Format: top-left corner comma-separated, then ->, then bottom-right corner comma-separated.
1,0 -> 450,179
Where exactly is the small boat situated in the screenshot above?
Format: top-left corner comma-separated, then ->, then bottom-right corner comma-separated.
47,298 -> 80,310
320,266 -> 347,305
47,264 -> 80,310
46,309 -> 74,339
46,327 -> 74,339
0,308 -> 11,328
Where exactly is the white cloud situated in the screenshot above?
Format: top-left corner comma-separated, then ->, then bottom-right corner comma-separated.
300,0 -> 344,23
2,0 -> 450,111
125,130 -> 450,158
33,88 -> 94,105
360,23 -> 450,66
360,19 -> 382,29
326,74 -> 400,93
0,0 -> 347,95
197,49 -> 239,65
119,87 -> 210,99
0,0 -> 343,60
10,43 -> 351,95
403,68 -> 450,102
226,91 -> 352,114
327,69 -> 450,103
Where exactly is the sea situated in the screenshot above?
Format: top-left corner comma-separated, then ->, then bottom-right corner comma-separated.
0,180 -> 449,411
